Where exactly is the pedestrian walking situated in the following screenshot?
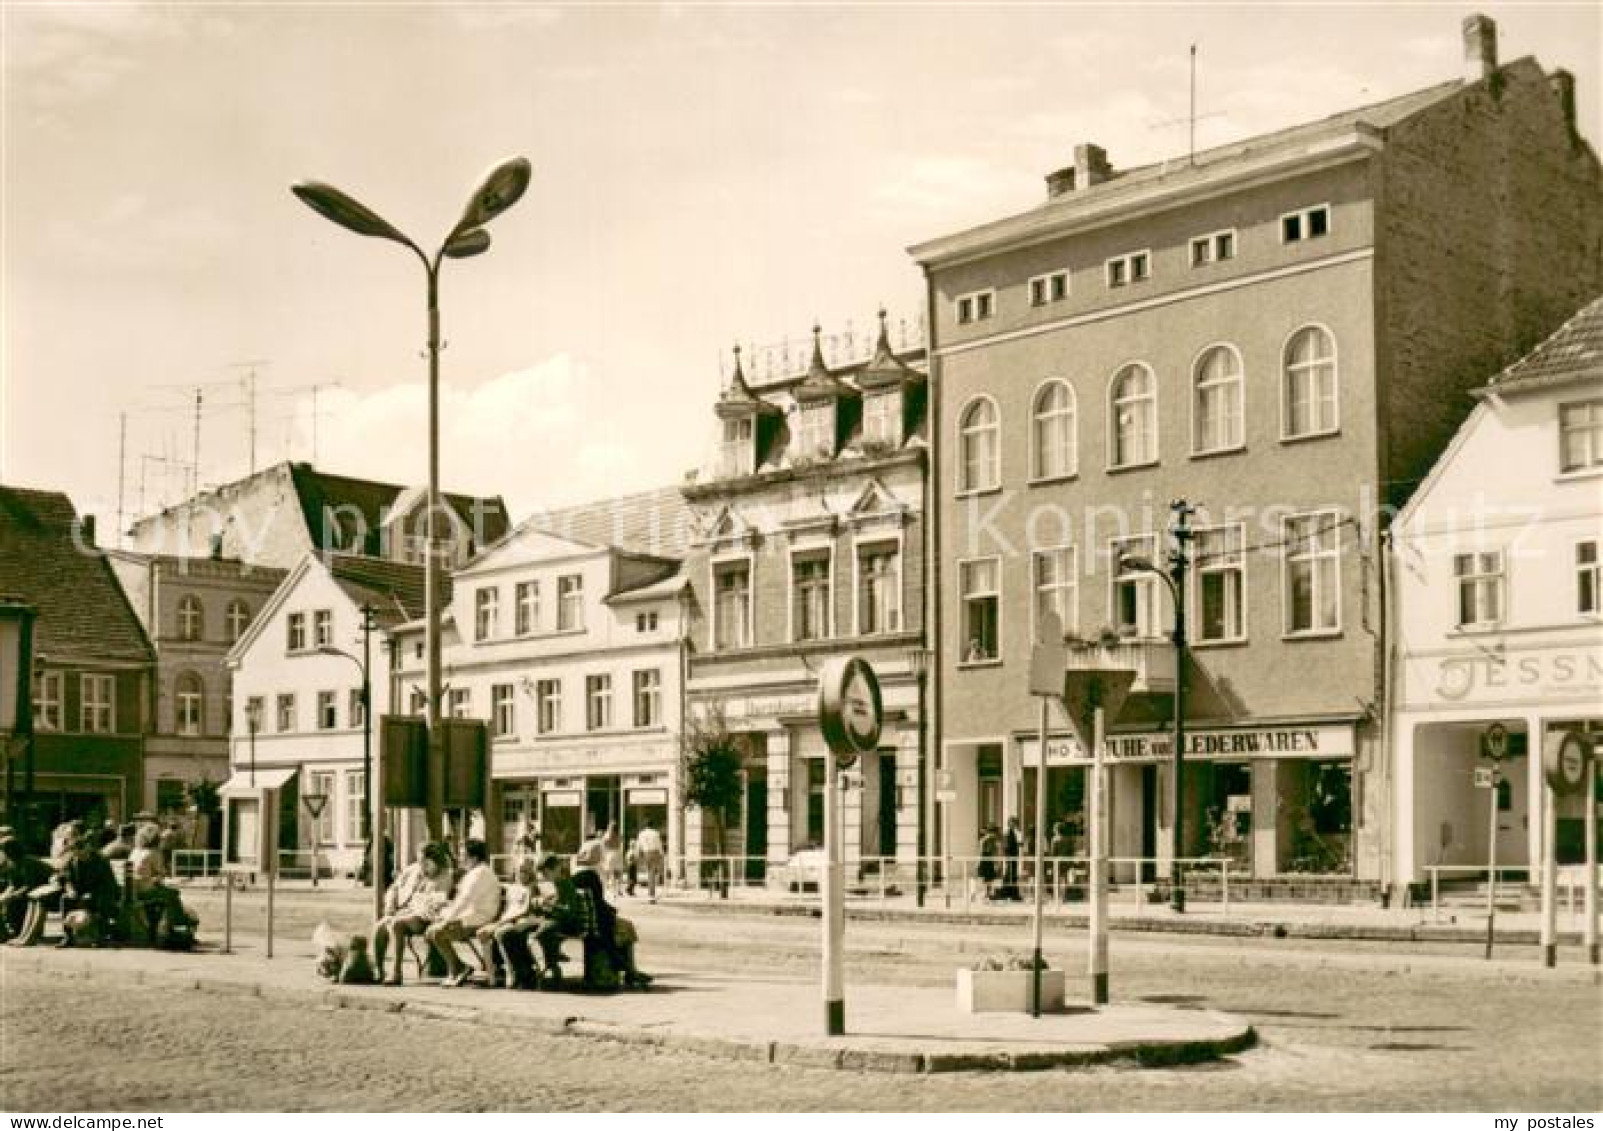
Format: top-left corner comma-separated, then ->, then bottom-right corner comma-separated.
632,821 -> 665,902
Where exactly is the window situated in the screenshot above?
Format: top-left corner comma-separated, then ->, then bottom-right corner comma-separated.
1560,400 -> 1603,472
409,687 -> 427,715
957,397 -> 1000,492
557,575 -> 583,631
586,674 -> 613,731
1579,542 -> 1600,615
81,674 -> 114,734
1281,205 -> 1330,243
720,416 -> 754,478
1031,380 -> 1076,480
317,689 -> 338,730
176,672 -> 205,736
1284,512 -> 1342,635
32,671 -> 61,731
791,553 -> 831,642
1032,547 -> 1077,638
287,612 -> 306,653
1105,251 -> 1150,288
177,595 -> 203,642
856,542 -> 900,635
636,611 -> 658,633
955,289 -> 995,324
475,588 -> 499,641
632,670 -> 661,728
714,561 -> 752,649
960,558 -> 1000,663
1190,230 -> 1236,266
225,599 -> 250,643
276,693 -> 296,733
1193,345 -> 1245,454
1029,270 -> 1070,307
313,609 -> 332,648
1110,535 -> 1162,638
307,771 -> 336,845
1454,551 -> 1505,629
491,684 -> 515,738
796,404 -> 835,461
348,688 -> 366,729
1194,525 -> 1246,643
445,688 -> 470,719
345,771 -> 365,847
536,679 -> 562,734
1109,364 -> 1158,468
863,391 -> 902,449
1283,326 -> 1338,439
515,581 -> 539,635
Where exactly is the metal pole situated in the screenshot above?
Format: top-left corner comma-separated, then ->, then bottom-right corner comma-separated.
1089,705 -> 1109,1004
823,759 -> 844,1035
1586,758 -> 1598,965
223,872 -> 233,955
1485,769 -> 1498,960
1170,501 -> 1191,914
1541,781 -> 1557,968
265,864 -> 276,960
915,665 -> 927,909
424,263 -> 445,841
249,722 -> 257,787
1031,694 -> 1049,1017
363,608 -> 381,925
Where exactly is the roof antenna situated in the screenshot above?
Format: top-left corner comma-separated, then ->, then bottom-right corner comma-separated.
1189,44 -> 1197,166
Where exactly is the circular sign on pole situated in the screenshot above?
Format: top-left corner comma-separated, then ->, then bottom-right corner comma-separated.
1483,722 -> 1509,762
1544,730 -> 1593,795
818,656 -> 883,770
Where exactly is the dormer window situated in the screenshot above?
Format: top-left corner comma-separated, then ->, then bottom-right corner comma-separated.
796,403 -> 835,461
720,416 -> 754,478
863,390 -> 902,449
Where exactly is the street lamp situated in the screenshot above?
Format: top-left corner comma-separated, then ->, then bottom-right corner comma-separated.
244,697 -> 262,788
905,646 -> 932,909
292,157 -> 531,841
1118,498 -> 1195,914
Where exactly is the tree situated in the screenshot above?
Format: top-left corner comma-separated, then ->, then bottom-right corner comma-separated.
679,704 -> 745,897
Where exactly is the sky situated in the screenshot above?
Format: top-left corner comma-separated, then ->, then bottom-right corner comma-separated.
3,2 -> 1599,535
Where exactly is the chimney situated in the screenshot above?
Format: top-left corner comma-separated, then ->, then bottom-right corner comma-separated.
1462,13 -> 1497,83
1074,143 -> 1112,189
1550,69 -> 1577,135
81,514 -> 96,546
1045,167 -> 1076,198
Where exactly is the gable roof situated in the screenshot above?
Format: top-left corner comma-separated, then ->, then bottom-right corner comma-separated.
517,486 -> 693,559
0,486 -> 154,665
1480,293 -> 1603,395
326,554 -> 445,629
287,463 -> 510,555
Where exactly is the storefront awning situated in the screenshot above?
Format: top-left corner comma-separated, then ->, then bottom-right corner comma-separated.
218,766 -> 298,795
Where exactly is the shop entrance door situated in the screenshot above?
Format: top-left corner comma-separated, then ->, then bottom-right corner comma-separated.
877,755 -> 897,859
1140,765 -> 1157,881
744,778 -> 767,882
540,791 -> 583,855
586,775 -> 621,839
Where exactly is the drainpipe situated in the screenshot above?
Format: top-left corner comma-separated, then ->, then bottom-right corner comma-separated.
675,586 -> 690,886
921,268 -> 944,887
1379,524 -> 1398,902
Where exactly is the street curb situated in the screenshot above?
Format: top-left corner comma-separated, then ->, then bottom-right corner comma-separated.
661,897 -> 1589,946
3,950 -> 1255,1074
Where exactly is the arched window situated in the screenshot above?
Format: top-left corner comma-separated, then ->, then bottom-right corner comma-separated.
176,671 -> 205,736
1031,380 -> 1077,480
1109,364 -> 1158,468
177,595 -> 203,642
1192,345 -> 1244,454
225,599 -> 251,643
1283,326 -> 1338,438
958,397 -> 1000,492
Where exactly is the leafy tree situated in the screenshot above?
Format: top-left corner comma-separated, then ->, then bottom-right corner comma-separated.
680,705 -> 745,895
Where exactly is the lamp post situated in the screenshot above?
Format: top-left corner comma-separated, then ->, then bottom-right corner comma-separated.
906,646 -> 932,909
293,158 -> 531,840
1119,498 -> 1194,914
318,603 -> 380,922
244,698 -> 262,788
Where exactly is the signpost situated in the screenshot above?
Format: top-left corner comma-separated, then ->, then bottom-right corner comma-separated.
1478,723 -> 1506,960
816,656 -> 883,1037
1026,613 -> 1068,1017
302,790 -> 328,890
1540,730 -> 1596,967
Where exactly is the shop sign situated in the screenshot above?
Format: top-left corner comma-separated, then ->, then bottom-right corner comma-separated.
627,788 -> 669,805
1021,724 -> 1354,766
725,695 -> 816,721
1413,643 -> 1603,707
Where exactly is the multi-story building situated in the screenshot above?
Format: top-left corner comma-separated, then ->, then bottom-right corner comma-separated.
909,15 -> 1602,887
225,553 -> 427,874
392,488 -> 692,864
107,550 -> 285,825
680,316 -> 929,883
1391,295 -> 1603,885
126,460 -> 510,572
0,488 -> 154,839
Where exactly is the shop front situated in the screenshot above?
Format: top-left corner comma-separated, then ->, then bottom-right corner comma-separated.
493,739 -> 678,864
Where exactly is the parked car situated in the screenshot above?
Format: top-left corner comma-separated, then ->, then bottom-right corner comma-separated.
786,844 -> 825,892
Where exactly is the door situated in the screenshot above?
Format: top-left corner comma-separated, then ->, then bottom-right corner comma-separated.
744,777 -> 767,882
1140,765 -> 1157,881
877,755 -> 897,860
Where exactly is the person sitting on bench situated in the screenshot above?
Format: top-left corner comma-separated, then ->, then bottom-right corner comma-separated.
127,824 -> 194,941
372,842 -> 452,985
425,838 -> 502,988
530,852 -> 586,989
569,841 -> 651,989
0,836 -> 53,946
478,856 -> 538,989
58,833 -> 121,948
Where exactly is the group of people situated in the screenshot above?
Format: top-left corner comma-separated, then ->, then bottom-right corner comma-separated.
595,820 -> 666,902
0,817 -> 197,949
368,828 -> 652,993
977,817 -> 1083,902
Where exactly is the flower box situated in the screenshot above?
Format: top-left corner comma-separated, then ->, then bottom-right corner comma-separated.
955,967 -> 1066,1014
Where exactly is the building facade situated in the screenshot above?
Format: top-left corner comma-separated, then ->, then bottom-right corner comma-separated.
392,512 -> 690,864
1,488 -> 154,842
1391,295 -> 1603,885
107,551 -> 285,825
680,317 -> 930,883
910,15 -> 1602,886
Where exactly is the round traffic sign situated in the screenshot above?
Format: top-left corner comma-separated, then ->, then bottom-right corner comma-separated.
817,656 -> 883,766
1544,730 -> 1593,795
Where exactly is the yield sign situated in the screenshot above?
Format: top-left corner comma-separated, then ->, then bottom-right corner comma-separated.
1061,668 -> 1137,750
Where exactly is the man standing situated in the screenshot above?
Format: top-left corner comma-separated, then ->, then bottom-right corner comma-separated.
425,839 -> 502,987
632,821 -> 665,902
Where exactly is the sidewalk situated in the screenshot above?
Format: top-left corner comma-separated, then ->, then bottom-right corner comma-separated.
1,938 -> 1253,1074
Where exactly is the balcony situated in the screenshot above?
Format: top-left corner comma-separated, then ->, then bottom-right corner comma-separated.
1063,637 -> 1176,694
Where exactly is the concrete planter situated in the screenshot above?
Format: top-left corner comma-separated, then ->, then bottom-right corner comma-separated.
955,968 -> 1066,1014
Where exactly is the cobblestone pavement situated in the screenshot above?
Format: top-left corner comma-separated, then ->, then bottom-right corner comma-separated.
2,901 -> 1600,1111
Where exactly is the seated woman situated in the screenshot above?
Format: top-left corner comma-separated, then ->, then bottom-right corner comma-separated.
479,857 -> 538,989
0,836 -> 54,946
372,842 -> 452,985
127,825 -> 194,941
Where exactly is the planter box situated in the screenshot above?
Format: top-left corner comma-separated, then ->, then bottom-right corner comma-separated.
956,968 -> 1066,1014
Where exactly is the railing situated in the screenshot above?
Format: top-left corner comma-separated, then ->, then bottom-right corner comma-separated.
171,849 -> 223,880
1422,863 -> 1600,920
